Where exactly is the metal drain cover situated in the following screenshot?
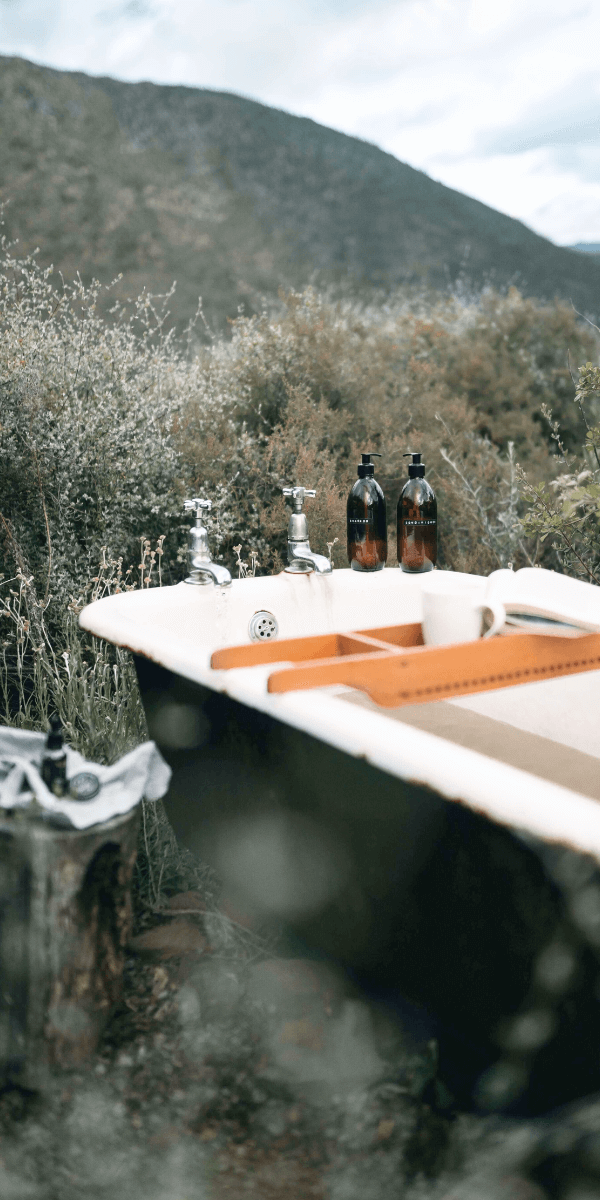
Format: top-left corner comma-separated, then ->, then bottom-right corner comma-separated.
248,610 -> 279,642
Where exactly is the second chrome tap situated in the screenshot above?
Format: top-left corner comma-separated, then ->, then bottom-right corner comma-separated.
282,487 -> 332,575
183,498 -> 232,587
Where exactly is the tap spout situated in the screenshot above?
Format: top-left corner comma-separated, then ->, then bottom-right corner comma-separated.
286,540 -> 332,575
187,556 -> 232,587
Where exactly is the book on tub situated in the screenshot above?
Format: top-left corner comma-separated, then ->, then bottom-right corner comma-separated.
485,568 -> 600,637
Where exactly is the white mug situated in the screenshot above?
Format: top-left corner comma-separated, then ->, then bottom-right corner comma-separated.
420,572 -> 505,646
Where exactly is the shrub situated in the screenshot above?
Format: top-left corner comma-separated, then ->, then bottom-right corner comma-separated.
433,287 -> 599,462
0,247 -> 200,616
0,549 -> 148,762
519,354 -> 600,583
181,285 -> 596,575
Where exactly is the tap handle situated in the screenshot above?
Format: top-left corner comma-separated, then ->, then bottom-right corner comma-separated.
282,486 -> 316,511
184,498 -> 212,521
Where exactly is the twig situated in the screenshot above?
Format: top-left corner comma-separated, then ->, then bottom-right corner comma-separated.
142,802 -> 157,908
570,302 -> 600,339
31,445 -> 52,607
526,486 -> 599,584
566,350 -> 600,471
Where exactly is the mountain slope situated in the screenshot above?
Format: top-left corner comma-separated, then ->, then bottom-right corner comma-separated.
1,54 -> 599,329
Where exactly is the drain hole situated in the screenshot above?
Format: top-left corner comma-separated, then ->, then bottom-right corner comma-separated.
248,611 -> 279,642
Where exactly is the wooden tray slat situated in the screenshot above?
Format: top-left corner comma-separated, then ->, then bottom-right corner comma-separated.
210,620 -> 600,709
267,630 -> 600,707
355,623 -> 424,648
210,623 -> 423,670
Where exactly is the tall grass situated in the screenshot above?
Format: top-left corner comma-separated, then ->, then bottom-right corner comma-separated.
0,546 -> 150,763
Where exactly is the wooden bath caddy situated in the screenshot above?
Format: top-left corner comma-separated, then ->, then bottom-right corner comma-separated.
211,622 -> 600,709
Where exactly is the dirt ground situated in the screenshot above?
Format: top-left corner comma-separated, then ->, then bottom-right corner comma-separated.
0,889 -> 597,1200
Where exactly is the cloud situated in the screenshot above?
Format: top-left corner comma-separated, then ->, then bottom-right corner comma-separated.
465,69 -> 600,225
0,0 -> 60,50
491,116 -> 600,154
97,2 -> 158,24
477,74 -> 600,155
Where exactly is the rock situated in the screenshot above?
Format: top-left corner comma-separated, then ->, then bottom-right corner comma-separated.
180,960 -> 245,1021
129,918 -> 208,959
248,959 -> 385,1097
247,957 -> 343,1021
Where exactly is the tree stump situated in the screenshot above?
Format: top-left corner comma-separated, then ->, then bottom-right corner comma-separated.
0,807 -> 140,1088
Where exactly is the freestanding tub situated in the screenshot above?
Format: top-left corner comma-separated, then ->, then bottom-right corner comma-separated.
80,568 -> 600,1115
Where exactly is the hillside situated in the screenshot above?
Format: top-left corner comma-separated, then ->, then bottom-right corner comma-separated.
1,54 -> 600,329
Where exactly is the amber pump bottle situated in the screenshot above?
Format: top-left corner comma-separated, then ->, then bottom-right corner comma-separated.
347,452 -> 387,572
397,451 -> 437,573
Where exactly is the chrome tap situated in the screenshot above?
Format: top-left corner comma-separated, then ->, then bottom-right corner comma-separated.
282,486 -> 333,574
183,498 -> 232,587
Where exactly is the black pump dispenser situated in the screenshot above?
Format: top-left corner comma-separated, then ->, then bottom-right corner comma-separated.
357,452 -> 381,479
347,451 -> 387,572
397,450 -> 437,573
404,451 -> 425,479
41,714 -> 68,797
46,714 -> 63,752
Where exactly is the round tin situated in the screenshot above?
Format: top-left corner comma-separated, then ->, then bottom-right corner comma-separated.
68,772 -> 101,802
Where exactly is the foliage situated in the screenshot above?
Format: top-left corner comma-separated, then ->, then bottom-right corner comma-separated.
435,289 -> 599,460
0,243 -> 200,626
0,548 -> 148,762
518,353 -> 600,583
182,284 -> 597,575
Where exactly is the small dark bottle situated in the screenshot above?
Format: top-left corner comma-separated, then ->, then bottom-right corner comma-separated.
347,452 -> 387,572
41,714 -> 68,797
397,451 -> 437,573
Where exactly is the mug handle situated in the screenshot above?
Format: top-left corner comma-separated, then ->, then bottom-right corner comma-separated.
479,599 -> 506,639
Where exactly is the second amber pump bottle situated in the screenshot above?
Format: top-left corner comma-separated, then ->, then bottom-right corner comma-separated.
397,451 -> 437,572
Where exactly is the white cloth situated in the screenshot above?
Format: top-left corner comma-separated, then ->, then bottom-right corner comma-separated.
0,727 -> 171,830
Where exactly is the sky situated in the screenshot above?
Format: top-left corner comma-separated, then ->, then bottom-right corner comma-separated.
1,0 -> 599,247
